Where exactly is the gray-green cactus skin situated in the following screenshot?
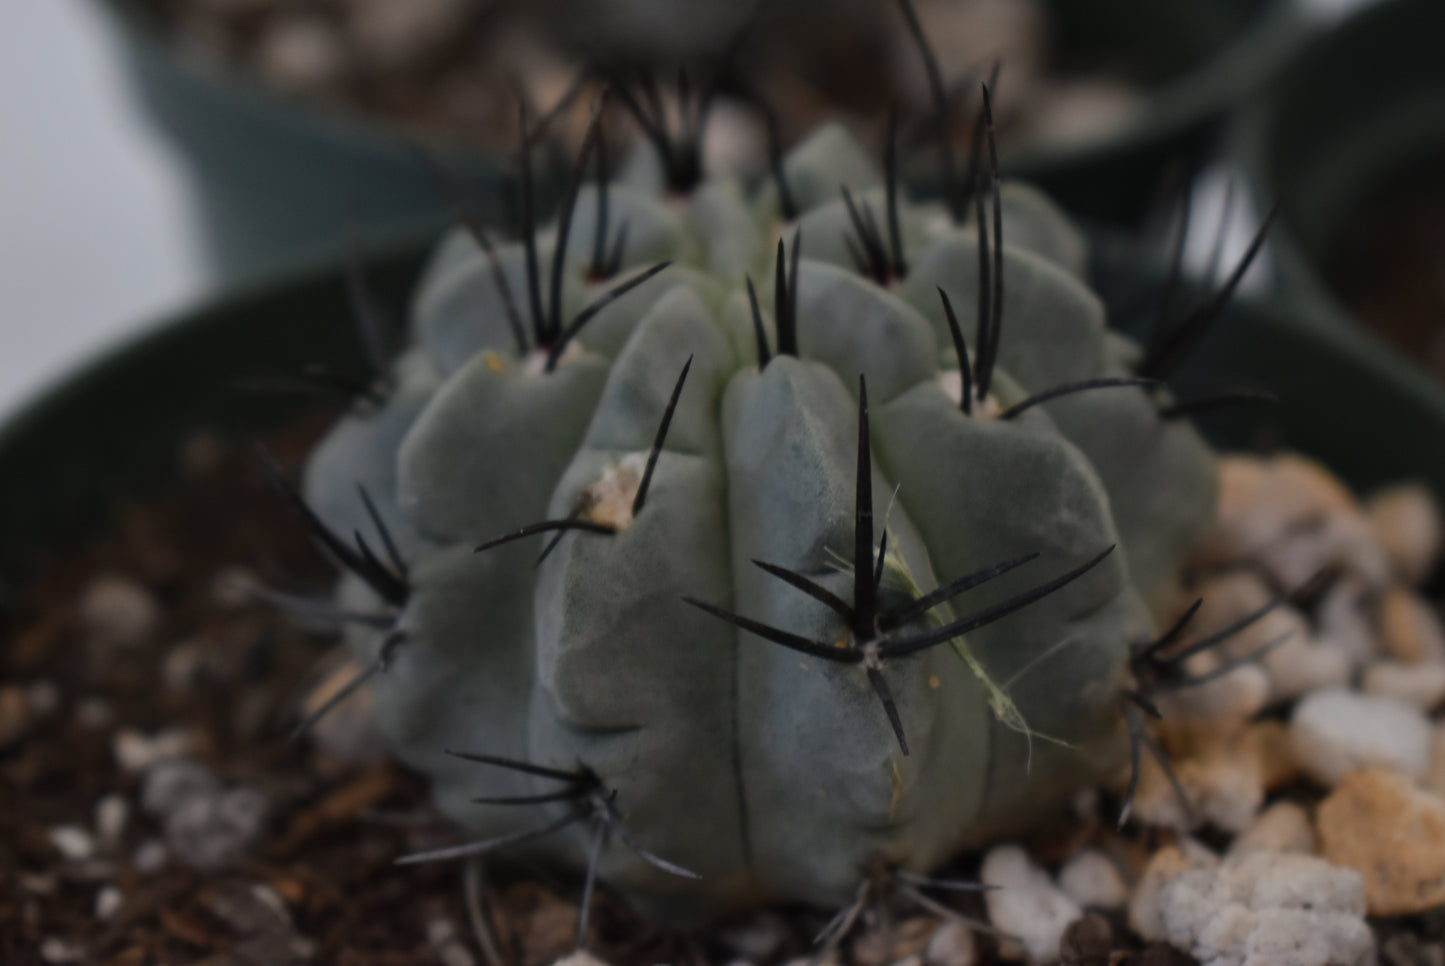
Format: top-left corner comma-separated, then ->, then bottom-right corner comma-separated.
302,123 -> 1216,924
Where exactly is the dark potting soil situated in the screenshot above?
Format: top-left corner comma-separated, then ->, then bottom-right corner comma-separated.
0,418 -> 1209,966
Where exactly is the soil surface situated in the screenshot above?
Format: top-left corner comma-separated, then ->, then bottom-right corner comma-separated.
0,419 -> 1197,966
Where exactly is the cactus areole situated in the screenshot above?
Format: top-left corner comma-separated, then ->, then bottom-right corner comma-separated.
292,102 -> 1228,926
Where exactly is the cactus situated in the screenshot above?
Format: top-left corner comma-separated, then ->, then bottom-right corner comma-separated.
275,62 -> 1277,932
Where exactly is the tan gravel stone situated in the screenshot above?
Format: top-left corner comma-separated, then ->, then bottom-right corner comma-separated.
304,658 -> 387,765
347,0 -> 476,73
1362,659 -> 1445,711
1317,768 -> 1445,916
1201,455 -> 1363,574
1154,657 -> 1270,739
1228,802 -> 1316,856
1259,635 -> 1351,705
1133,749 -> 1264,833
1378,586 -> 1445,665
1238,721 -> 1299,792
1368,483 -> 1443,585
1424,730 -> 1445,799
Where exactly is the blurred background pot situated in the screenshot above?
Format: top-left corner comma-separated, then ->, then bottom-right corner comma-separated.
5,225 -> 1443,587
999,0 -> 1303,224
90,0 -> 490,283
1237,0 -> 1445,378
91,0 -> 1302,284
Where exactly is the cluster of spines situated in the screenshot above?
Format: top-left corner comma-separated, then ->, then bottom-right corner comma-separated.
743,231 -> 801,367
684,374 -> 1117,758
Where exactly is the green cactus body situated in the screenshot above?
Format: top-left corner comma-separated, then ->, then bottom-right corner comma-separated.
301,123 -> 1216,924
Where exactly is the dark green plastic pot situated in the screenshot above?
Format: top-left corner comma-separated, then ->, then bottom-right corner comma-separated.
92,0 -> 497,281
95,0 -> 1300,282
1236,0 -> 1445,334
6,229 -> 1445,587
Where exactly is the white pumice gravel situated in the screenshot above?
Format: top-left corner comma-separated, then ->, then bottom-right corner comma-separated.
982,844 -> 1081,963
1057,849 -> 1127,909
1289,688 -> 1433,786
923,921 -> 978,966
1133,850 -> 1372,966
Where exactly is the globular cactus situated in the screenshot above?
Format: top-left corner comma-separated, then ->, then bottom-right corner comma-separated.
279,74 -> 1266,930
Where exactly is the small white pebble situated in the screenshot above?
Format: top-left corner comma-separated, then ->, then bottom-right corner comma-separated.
427,918 -> 458,945
550,951 -> 612,966
250,882 -> 290,920
164,784 -> 268,869
94,794 -> 129,846
983,844 -> 1081,963
719,912 -> 791,961
1154,658 -> 1270,728
923,921 -> 977,966
132,838 -> 169,874
255,14 -> 347,94
26,679 -> 61,717
1140,850 -> 1372,966
142,759 -> 221,816
114,728 -> 193,773
1368,483 -> 1442,585
39,937 -> 85,964
210,565 -> 260,609
1363,660 -> 1445,710
75,697 -> 114,730
1057,849 -> 1127,910
94,886 -> 123,921
1317,578 -> 1380,667
1257,512 -> 1392,590
1261,634 -> 1352,704
48,825 -> 96,862
78,575 -> 161,648
1290,688 -> 1432,786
